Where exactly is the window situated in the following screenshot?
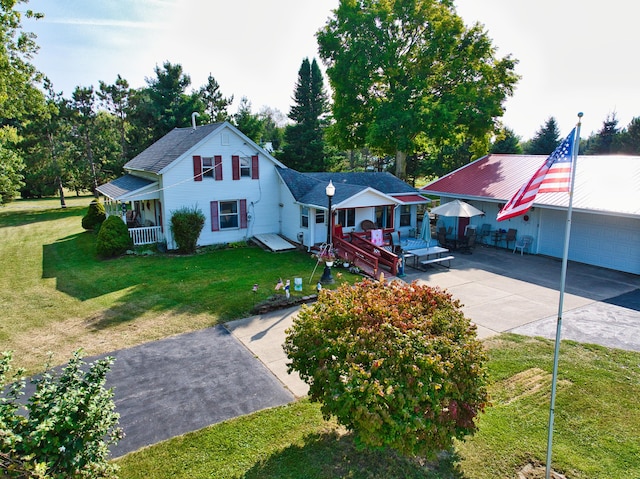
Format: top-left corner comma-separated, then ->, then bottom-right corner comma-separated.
233,155 -> 259,180
316,210 -> 325,224
400,205 -> 411,227
240,157 -> 251,177
375,206 -> 394,229
211,200 -> 246,231
220,201 -> 239,229
337,208 -> 355,228
301,206 -> 309,228
202,157 -> 213,178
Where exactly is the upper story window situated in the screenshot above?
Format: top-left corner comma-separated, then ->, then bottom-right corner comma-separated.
232,155 -> 259,180
240,157 -> 252,177
202,157 -> 214,178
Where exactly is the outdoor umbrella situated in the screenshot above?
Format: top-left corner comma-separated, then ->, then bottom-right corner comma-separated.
430,200 -> 484,238
420,214 -> 432,244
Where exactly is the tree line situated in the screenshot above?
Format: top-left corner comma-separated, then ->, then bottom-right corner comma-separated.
3,0 -> 640,207
491,115 -> 640,156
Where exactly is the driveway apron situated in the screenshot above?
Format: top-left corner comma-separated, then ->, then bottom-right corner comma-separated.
106,325 -> 293,457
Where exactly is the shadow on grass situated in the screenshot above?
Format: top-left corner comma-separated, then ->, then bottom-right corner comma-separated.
242,431 -> 466,479
42,231 -> 321,328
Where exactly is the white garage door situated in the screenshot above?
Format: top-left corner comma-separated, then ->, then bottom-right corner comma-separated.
538,209 -> 640,275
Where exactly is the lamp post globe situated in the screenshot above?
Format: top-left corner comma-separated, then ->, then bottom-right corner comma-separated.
321,180 -> 335,284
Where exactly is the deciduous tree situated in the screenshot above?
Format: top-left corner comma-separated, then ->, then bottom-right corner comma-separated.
0,0 -> 46,204
317,0 -> 518,179
0,351 -> 123,478
285,279 -> 488,458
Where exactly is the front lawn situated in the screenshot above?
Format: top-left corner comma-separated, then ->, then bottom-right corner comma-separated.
0,197 -> 358,374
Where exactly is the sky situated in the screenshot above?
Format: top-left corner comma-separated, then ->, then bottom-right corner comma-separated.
22,0 -> 640,141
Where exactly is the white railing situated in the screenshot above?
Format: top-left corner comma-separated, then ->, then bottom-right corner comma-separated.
129,226 -> 164,246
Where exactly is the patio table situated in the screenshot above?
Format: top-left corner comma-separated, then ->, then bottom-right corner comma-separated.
406,245 -> 450,268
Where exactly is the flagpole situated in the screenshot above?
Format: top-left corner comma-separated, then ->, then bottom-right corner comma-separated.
545,112 -> 583,479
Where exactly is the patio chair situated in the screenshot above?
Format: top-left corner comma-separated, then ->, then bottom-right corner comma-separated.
478,223 -> 491,244
513,235 -> 534,255
438,231 -> 454,250
503,228 -> 517,249
459,233 -> 476,254
361,219 -> 376,232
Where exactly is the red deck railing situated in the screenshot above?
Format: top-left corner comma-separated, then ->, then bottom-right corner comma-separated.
333,230 -> 400,277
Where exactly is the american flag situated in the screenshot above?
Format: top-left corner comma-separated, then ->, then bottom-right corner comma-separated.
497,127 -> 577,222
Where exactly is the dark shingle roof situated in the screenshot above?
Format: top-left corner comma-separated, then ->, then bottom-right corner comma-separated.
305,171 -> 419,195
277,168 -> 426,208
125,123 -> 224,173
96,174 -> 155,200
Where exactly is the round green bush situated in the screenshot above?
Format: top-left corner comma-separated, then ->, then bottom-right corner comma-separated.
284,279 -> 489,458
96,215 -> 133,258
170,206 -> 205,253
81,199 -> 107,231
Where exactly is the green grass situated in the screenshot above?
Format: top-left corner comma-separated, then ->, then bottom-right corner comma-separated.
0,196 -> 358,374
116,335 -> 640,479
3,197 -> 639,477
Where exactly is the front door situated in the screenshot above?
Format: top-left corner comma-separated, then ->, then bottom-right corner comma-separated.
458,217 -> 470,239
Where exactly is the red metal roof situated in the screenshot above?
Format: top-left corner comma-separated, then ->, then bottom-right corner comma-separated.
421,154 -> 640,217
393,194 -> 430,204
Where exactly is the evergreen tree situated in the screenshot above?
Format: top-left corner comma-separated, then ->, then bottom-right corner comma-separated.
281,58 -> 328,171
525,117 -> 561,155
619,116 -> 640,155
490,126 -> 522,154
233,97 -> 264,143
98,75 -> 132,165
200,73 -> 233,122
583,113 -> 620,154
129,61 -> 205,146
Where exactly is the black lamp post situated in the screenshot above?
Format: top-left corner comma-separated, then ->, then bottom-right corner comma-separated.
320,180 -> 335,284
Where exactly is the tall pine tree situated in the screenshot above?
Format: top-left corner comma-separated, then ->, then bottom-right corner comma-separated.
281,58 -> 328,172
524,117 -> 561,155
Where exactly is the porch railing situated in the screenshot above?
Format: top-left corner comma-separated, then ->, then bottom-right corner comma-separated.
129,226 -> 164,246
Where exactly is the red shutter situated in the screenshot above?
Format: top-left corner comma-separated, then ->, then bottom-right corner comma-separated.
251,155 -> 259,179
214,155 -> 223,181
240,199 -> 247,229
210,201 -> 219,231
193,156 -> 202,181
232,155 -> 240,180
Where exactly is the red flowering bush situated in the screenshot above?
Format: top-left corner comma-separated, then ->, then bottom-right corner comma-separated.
284,279 -> 488,458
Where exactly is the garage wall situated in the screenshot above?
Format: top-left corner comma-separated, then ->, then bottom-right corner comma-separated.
538,209 -> 640,275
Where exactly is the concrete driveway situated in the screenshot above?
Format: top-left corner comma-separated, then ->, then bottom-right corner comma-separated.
226,246 -> 640,398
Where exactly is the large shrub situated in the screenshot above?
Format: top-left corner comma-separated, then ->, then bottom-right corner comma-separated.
81,199 -> 106,231
170,206 -> 205,253
0,351 -> 123,478
96,215 -> 132,258
284,279 -> 488,458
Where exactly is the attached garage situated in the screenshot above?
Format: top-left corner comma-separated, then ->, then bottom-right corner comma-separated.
422,154 -> 640,275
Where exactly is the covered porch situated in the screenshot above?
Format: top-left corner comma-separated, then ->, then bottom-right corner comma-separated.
96,174 -> 164,246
